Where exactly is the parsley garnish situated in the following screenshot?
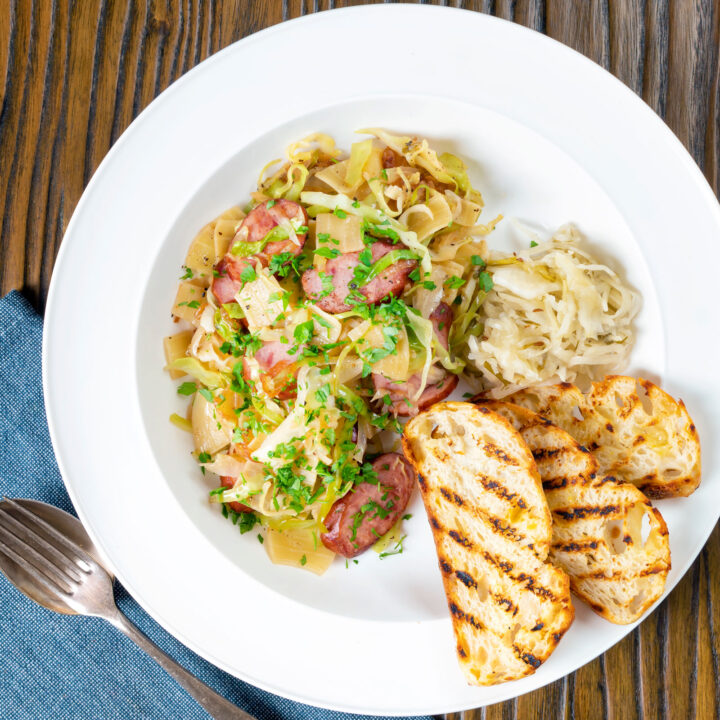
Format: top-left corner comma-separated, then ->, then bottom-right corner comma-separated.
177,382 -> 197,396
198,388 -> 214,402
294,320 -> 315,345
444,276 -> 465,290
478,271 -> 494,292
333,208 -> 347,219
180,266 -> 193,280
198,452 -> 211,463
300,554 -> 307,566
471,255 -> 486,268
240,265 -> 256,283
268,251 -> 294,276
238,512 -> 258,534
530,240 -> 539,248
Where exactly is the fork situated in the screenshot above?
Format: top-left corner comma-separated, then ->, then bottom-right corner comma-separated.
0,497 -> 256,720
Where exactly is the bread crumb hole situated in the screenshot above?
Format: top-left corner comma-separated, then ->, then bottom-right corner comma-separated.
604,519 -> 626,554
637,381 -> 653,414
628,589 -> 646,615
430,423 -> 445,439
614,392 -> 624,409
571,405 -> 584,421
664,468 -> 682,478
641,511 -> 652,545
477,575 -> 489,602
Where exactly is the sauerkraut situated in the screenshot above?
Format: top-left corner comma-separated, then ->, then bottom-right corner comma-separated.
464,225 -> 640,396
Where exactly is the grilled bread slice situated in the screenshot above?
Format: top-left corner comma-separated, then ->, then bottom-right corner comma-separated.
403,402 -> 574,685
494,376 -> 701,499
478,400 -> 671,624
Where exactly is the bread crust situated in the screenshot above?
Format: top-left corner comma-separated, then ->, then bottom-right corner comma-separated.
477,400 -> 671,624
486,376 -> 701,499
403,402 -> 574,685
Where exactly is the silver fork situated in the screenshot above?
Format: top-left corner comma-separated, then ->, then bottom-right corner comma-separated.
0,497 -> 256,720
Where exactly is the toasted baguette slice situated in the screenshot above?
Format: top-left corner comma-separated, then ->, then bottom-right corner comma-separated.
403,402 -> 574,685
479,400 -> 671,624
491,376 -> 701,498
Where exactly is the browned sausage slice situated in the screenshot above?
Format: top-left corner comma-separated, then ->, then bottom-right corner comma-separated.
233,199 -> 308,265
301,241 -> 416,313
372,302 -> 458,416
212,256 -> 249,305
320,453 -> 415,558
211,200 -> 307,303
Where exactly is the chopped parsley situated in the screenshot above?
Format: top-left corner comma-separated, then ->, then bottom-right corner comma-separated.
198,452 -> 212,463
471,254 -> 486,267
177,382 -> 197,396
444,276 -> 466,290
198,387 -> 214,402
267,251 -> 294,276
294,320 -> 315,345
238,512 -> 258,534
180,266 -> 193,280
239,265 -> 256,283
478,271 -> 494,292
530,240 -> 539,248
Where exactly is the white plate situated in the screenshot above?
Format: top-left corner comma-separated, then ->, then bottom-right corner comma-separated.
43,5 -> 720,716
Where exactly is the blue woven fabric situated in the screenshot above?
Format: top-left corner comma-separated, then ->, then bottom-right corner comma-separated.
0,291 -> 434,720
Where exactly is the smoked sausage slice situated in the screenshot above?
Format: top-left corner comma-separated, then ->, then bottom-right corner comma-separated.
321,453 -> 415,558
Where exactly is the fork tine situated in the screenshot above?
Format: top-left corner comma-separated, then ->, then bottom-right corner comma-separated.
0,523 -> 76,594
0,508 -> 84,582
2,498 -> 101,574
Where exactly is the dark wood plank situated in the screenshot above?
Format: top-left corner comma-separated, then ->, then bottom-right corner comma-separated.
0,3 -> 719,720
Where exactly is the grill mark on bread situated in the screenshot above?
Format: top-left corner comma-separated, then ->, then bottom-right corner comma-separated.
449,530 -> 473,548
452,599 -> 541,664
514,647 -> 542,669
440,486 -> 465,507
576,562 -> 669,581
432,491 -> 530,549
482,442 -> 518,465
494,594 -> 518,614
554,504 -> 621,520
477,474 -> 528,510
482,550 -> 559,602
455,570 -> 477,589
532,445 -> 575,461
552,539 -> 601,553
448,601 -> 483,629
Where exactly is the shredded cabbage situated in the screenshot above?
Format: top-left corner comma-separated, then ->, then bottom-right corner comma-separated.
465,226 -> 640,396
300,191 -> 432,277
168,357 -> 226,388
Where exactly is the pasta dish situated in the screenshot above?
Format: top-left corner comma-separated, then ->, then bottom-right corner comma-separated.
164,130 -> 639,573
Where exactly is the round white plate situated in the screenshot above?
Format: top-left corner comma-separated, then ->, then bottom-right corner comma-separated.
43,5 -> 720,716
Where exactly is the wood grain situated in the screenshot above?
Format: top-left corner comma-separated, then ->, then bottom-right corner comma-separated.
1,2 -> 718,719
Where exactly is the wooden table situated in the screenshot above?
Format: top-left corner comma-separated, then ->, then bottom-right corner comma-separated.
2,2 -> 718,718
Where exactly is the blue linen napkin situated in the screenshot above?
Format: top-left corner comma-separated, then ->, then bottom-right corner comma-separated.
0,291 -> 435,720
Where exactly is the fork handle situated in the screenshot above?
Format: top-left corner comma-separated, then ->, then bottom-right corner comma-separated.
106,609 -> 257,720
